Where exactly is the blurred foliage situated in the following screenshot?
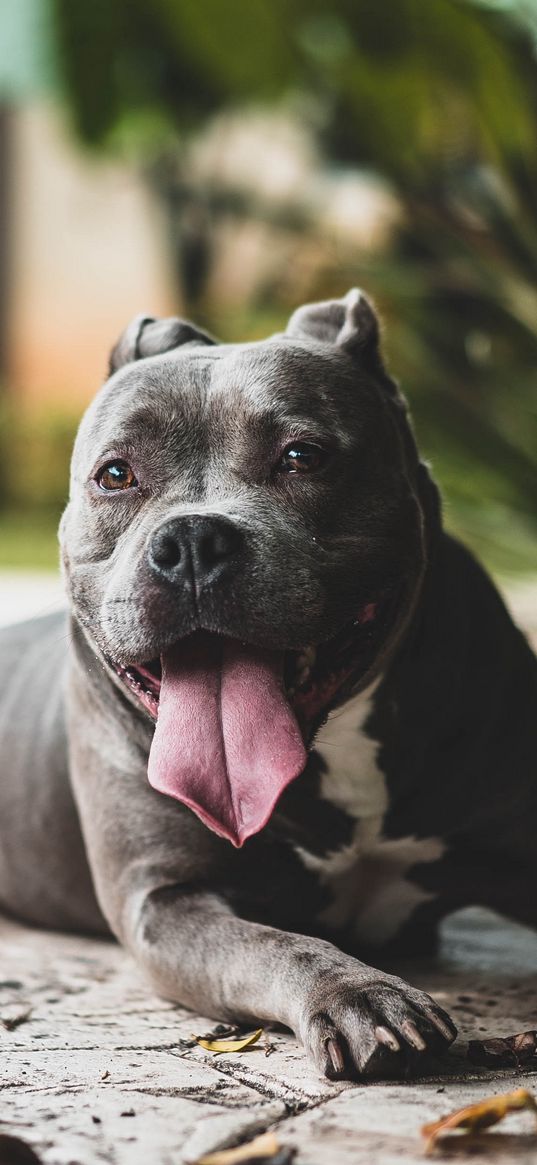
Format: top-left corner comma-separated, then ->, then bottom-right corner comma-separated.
0,511 -> 60,569
43,0 -> 537,574
0,406 -> 76,567
51,0 -> 537,168
0,405 -> 76,512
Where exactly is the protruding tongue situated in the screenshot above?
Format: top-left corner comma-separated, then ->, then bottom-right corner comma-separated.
147,633 -> 307,846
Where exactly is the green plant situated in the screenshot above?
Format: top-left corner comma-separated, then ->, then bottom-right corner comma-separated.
0,407 -> 76,512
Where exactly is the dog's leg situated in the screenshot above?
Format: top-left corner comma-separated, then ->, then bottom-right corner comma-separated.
129,884 -> 457,1079
68,712 -> 456,1081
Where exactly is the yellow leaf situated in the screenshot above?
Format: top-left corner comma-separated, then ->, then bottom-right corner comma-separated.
196,1132 -> 281,1164
422,1087 -> 537,1154
195,1027 -> 263,1054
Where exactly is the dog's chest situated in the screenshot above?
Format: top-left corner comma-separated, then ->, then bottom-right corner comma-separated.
294,684 -> 443,946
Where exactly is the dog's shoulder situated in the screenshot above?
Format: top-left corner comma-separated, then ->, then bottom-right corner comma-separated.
273,533 -> 537,943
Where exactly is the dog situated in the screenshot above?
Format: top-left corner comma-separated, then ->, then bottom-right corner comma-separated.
1,289 -> 535,1080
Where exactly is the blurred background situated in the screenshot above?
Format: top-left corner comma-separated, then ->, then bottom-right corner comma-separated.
0,0 -> 536,601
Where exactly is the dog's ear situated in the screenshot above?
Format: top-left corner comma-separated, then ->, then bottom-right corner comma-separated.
286,288 -> 387,373
109,314 -> 216,375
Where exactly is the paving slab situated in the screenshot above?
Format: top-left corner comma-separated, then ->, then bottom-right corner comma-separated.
0,917 -> 292,1164
280,1075 -> 537,1165
0,571 -> 64,628
2,908 -> 537,1164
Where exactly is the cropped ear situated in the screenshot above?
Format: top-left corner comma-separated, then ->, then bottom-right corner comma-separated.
286,288 -> 386,374
109,314 -> 216,375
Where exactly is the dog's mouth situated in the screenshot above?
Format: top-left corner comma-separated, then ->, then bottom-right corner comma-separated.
112,598 -> 384,724
108,595 -> 393,848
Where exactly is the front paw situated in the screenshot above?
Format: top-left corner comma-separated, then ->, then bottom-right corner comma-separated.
300,972 -> 456,1080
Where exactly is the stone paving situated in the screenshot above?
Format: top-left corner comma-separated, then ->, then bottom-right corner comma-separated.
0,571 -> 65,629
2,910 -> 537,1164
1,572 -> 537,1164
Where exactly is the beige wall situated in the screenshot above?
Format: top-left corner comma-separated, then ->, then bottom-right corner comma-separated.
8,102 -> 177,406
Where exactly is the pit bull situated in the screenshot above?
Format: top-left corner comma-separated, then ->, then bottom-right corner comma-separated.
1,290 -> 536,1079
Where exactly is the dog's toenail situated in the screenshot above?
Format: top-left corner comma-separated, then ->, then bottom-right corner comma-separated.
401,1019 -> 426,1051
375,1024 -> 400,1052
427,1012 -> 455,1041
326,1036 -> 345,1073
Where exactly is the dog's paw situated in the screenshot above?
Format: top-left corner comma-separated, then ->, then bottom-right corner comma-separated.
300,973 -> 456,1080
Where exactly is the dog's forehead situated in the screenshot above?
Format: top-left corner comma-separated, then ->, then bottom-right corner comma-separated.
79,334 -> 369,458
209,337 -> 353,405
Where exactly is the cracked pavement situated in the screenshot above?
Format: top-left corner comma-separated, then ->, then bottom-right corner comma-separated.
2,909 -> 537,1163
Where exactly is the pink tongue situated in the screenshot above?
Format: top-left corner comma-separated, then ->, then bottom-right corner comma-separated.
147,634 -> 307,846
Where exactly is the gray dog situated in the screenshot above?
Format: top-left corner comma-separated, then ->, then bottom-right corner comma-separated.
2,290 -> 536,1079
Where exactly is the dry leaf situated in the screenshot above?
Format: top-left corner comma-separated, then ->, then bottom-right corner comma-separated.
468,1030 -> 537,1068
195,1132 -> 285,1163
422,1087 -> 537,1154
196,1027 -> 263,1054
0,1004 -> 32,1032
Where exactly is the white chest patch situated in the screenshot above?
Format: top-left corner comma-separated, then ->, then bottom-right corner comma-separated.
295,681 -> 444,946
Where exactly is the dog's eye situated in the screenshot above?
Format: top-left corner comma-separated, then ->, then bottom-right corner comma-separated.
96,460 -> 138,491
276,442 -> 327,475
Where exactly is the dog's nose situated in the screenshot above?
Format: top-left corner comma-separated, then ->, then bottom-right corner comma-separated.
148,516 -> 243,587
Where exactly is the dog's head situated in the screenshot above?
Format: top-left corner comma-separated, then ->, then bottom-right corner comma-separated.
61,290 -> 438,845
